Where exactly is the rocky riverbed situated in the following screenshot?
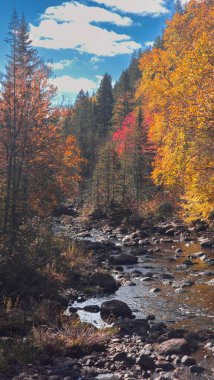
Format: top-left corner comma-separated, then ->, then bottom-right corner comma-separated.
2,215 -> 214,380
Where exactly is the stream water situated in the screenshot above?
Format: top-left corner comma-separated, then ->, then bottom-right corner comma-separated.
55,220 -> 214,379
70,230 -> 214,333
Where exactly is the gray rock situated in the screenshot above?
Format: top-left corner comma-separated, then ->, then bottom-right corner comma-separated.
161,273 -> 174,279
160,238 -> 174,243
90,272 -> 118,292
183,259 -> 194,266
150,322 -> 166,333
83,305 -> 101,313
207,278 -> 214,285
157,338 -> 190,355
137,354 -> 156,370
172,280 -> 194,288
165,229 -> 175,236
113,318 -> 149,333
150,288 -> 161,293
181,355 -> 196,366
205,259 -> 214,266
191,251 -> 205,258
130,270 -> 142,277
112,352 -> 127,362
189,365 -> 205,374
175,288 -> 187,293
155,361 -> 175,371
101,300 -> 132,320
141,277 -> 154,281
200,240 -> 214,249
109,254 -> 138,265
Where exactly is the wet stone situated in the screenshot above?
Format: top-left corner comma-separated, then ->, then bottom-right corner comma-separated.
189,365 -> 205,374
181,355 -> 196,366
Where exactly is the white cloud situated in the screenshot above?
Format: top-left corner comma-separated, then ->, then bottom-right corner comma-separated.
90,57 -> 101,63
144,41 -> 154,47
96,75 -> 103,82
48,59 -> 74,70
179,0 -> 190,5
42,1 -> 132,26
51,75 -> 99,94
29,1 -> 141,57
93,0 -> 169,16
30,20 -> 140,56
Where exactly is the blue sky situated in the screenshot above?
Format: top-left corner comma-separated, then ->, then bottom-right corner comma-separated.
0,1 -> 187,102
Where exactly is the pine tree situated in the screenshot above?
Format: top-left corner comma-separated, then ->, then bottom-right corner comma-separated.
93,142 -> 122,211
175,0 -> 183,14
112,71 -> 134,130
153,35 -> 164,49
63,90 -> 98,178
95,74 -> 114,138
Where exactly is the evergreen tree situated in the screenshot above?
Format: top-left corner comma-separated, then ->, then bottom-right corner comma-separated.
127,50 -> 141,88
63,90 -> 98,178
95,73 -> 114,138
175,0 -> 183,14
112,70 -> 134,130
93,142 -> 122,210
153,35 -> 164,49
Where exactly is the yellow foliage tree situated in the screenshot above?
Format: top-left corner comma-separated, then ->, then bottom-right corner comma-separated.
137,0 -> 214,222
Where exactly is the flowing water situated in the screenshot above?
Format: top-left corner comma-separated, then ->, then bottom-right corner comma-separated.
71,232 -> 214,332
58,223 -> 214,379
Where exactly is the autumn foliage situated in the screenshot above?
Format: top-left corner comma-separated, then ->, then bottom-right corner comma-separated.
0,15 -> 83,241
137,0 -> 214,221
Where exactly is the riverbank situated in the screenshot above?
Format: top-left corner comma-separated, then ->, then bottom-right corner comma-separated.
1,212 -> 214,379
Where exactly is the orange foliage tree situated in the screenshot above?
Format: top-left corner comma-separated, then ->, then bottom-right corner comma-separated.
0,14 -> 82,240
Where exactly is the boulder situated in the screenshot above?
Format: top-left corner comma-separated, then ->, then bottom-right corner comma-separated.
100,300 -> 132,321
130,270 -> 142,277
181,355 -> 196,366
83,305 -> 100,313
108,253 -> 138,265
155,360 -> 175,371
157,338 -> 190,355
137,354 -> 156,370
190,365 -> 205,374
200,240 -> 214,249
90,272 -> 117,292
150,322 -> 166,333
113,318 -> 149,334
112,352 -> 127,362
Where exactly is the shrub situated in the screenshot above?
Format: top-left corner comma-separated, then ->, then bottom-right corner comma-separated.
157,202 -> 175,219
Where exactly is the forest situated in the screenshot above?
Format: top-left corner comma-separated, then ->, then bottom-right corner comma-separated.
0,1 -> 213,379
